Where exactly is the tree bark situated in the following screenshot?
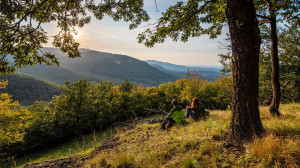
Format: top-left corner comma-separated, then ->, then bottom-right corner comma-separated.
226,0 -> 265,142
267,0 -> 281,117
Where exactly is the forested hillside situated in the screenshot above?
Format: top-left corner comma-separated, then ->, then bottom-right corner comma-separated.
0,74 -> 61,105
3,48 -> 225,106
16,48 -> 179,86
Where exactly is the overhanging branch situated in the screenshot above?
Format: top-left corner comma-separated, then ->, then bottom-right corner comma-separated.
256,14 -> 271,21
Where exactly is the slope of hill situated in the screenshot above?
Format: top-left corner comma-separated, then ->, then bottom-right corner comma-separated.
3,48 -> 183,105
18,104 -> 300,168
17,64 -> 105,85
145,60 -> 223,80
16,48 -> 179,86
0,73 -> 61,105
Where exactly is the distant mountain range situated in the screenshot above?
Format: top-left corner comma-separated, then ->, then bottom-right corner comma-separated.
16,48 -> 178,86
145,60 -> 222,80
1,48 -> 222,105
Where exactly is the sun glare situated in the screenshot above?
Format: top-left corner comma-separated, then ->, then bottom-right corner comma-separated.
71,29 -> 81,39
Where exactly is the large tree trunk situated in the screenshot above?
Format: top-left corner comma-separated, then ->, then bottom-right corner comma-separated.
226,0 -> 265,142
267,0 -> 281,117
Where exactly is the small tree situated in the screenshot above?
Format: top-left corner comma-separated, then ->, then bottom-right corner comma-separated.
0,80 -> 30,147
89,81 -> 113,130
61,79 -> 90,139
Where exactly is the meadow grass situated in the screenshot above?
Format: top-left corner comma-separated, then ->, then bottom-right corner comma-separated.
86,103 -> 299,168
261,103 -> 300,136
13,114 -> 163,167
15,129 -> 114,168
13,104 -> 300,168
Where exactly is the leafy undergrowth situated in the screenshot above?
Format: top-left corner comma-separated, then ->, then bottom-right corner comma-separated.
20,104 -> 300,168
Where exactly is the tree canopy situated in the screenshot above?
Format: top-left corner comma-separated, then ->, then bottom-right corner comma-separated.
255,0 -> 299,117
137,0 -> 227,47
0,0 -> 149,74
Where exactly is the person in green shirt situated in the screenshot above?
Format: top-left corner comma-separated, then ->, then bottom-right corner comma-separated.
160,99 -> 185,130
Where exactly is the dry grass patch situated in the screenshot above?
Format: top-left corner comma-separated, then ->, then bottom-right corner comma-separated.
88,152 -> 136,168
250,134 -> 300,167
85,104 -> 299,168
85,110 -> 232,168
260,103 -> 300,136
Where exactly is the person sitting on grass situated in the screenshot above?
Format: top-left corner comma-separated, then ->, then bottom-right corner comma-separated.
186,97 -> 206,121
160,99 -> 185,130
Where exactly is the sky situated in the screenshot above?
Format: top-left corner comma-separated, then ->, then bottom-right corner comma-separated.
44,0 -> 229,66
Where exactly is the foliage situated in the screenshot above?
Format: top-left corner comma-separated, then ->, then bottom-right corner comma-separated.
255,0 -> 300,25
258,25 -> 300,103
255,0 -> 300,115
61,79 -> 91,138
277,25 -> 300,102
179,74 -> 233,110
0,0 -> 149,74
137,0 -> 227,47
1,0 -> 87,73
218,0 -> 299,104
88,81 -> 113,130
0,80 -> 30,148
22,101 -> 58,151
219,26 -> 300,104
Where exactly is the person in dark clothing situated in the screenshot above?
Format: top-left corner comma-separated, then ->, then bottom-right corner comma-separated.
186,97 -> 205,121
199,101 -> 206,118
161,99 -> 184,130
185,104 -> 197,120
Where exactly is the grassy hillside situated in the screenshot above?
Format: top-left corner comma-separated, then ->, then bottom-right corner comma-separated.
0,74 -> 61,105
18,103 -> 300,168
16,48 -> 179,86
86,104 -> 300,168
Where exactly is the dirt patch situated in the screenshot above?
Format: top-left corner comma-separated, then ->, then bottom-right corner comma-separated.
147,119 -> 163,124
22,157 -> 85,168
22,137 -> 121,168
90,137 -> 121,156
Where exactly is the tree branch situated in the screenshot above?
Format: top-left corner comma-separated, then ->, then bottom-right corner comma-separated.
185,0 -> 216,22
256,14 -> 271,21
153,0 -> 158,12
287,13 -> 300,22
157,0 -> 216,30
11,0 -> 50,28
